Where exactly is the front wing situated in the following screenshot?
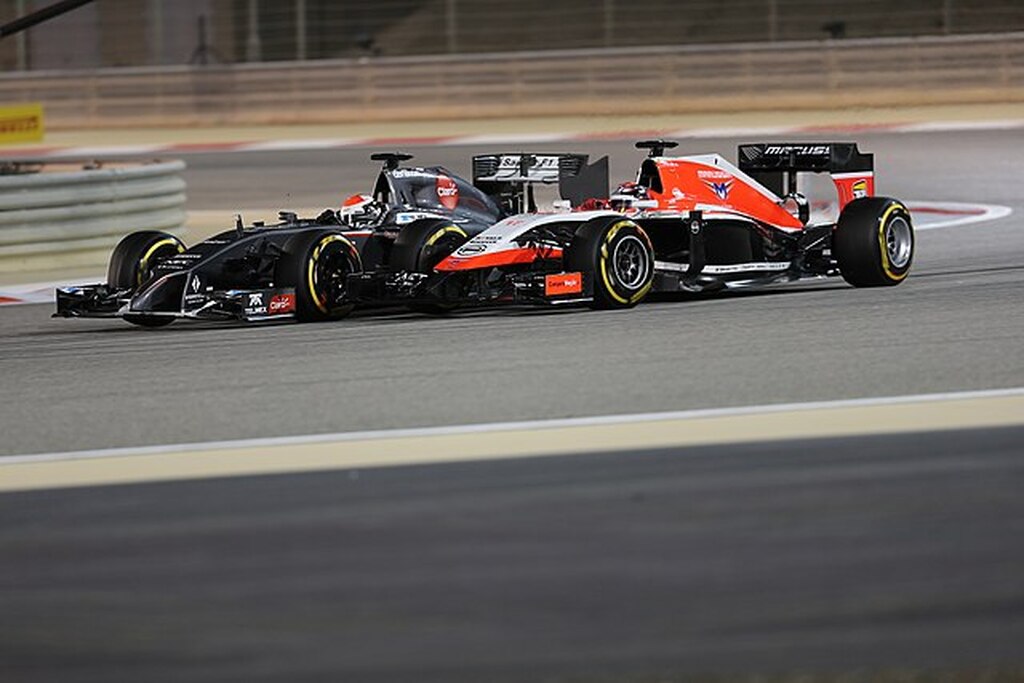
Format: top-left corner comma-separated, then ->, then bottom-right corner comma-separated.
54,284 -> 300,322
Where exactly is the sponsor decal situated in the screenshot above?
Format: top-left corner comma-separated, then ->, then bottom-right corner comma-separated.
244,292 -> 267,316
498,155 -> 559,170
395,211 -> 442,225
0,103 -> 44,144
269,293 -> 296,314
764,144 -> 830,156
183,274 -> 207,305
545,272 -> 583,296
852,179 -> 868,198
703,179 -> 734,201
390,168 -> 433,179
436,175 -> 459,210
697,169 -> 732,180
457,244 -> 487,255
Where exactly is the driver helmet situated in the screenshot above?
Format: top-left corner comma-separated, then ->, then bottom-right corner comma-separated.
339,193 -> 383,227
609,181 -> 651,211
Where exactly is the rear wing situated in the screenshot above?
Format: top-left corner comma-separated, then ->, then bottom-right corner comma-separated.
472,153 -> 609,213
738,142 -> 875,209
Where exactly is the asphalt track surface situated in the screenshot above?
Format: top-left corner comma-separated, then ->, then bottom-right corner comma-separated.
2,130 -> 1023,456
3,427 -> 1024,683
1,128 -> 1023,680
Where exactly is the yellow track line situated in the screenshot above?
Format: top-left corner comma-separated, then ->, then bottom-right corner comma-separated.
2,390 -> 1022,493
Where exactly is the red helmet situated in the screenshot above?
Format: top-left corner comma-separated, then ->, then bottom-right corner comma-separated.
339,193 -> 383,226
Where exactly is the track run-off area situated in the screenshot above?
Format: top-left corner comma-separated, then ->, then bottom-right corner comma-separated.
1,125 -> 1023,681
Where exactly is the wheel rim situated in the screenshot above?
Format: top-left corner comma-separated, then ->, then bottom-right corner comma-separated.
611,234 -> 650,290
884,215 -> 912,269
309,237 -> 357,312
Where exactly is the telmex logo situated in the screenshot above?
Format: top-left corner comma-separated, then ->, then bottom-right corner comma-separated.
765,145 -> 830,155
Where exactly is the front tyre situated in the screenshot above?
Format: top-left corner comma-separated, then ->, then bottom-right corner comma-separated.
833,197 -> 914,287
107,231 -> 186,328
276,230 -> 362,322
391,219 -> 469,315
108,230 -> 186,290
566,216 -> 654,309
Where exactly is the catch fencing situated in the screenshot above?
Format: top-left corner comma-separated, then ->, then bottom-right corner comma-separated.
0,161 -> 186,272
0,32 -> 1021,128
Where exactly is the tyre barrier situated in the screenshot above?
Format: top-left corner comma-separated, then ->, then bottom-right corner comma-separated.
0,160 -> 186,272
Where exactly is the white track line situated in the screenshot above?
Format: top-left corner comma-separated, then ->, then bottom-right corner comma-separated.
911,201 -> 1014,231
898,119 -> 1024,133
5,387 -> 1023,467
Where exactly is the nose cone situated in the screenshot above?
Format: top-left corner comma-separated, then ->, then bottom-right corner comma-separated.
130,271 -> 187,313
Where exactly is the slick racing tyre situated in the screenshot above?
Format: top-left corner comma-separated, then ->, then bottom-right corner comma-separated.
391,219 -> 469,315
276,230 -> 362,322
108,230 -> 186,290
566,216 -> 654,309
833,197 -> 914,287
108,231 -> 186,328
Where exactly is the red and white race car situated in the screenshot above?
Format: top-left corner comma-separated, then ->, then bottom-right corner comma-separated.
378,139 -> 914,310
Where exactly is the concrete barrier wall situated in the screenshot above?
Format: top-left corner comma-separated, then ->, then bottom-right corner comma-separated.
0,161 -> 186,272
1,33 -> 1021,128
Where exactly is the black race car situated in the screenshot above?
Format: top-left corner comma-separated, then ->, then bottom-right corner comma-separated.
54,152 -> 605,326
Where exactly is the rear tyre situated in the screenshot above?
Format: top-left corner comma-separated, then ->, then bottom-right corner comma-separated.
108,231 -> 185,328
833,197 -> 914,287
391,219 -> 469,315
566,216 -> 654,309
275,230 -> 362,322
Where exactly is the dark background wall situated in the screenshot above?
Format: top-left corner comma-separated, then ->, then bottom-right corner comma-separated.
1,0 -> 1022,71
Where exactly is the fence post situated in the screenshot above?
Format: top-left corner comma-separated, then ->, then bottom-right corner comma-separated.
246,0 -> 261,62
14,0 -> 27,70
296,0 -> 307,61
445,0 -> 457,54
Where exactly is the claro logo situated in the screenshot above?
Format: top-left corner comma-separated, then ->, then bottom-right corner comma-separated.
436,175 -> 459,210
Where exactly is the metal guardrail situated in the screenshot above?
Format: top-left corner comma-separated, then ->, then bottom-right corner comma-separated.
0,161 -> 186,271
0,33 -> 1021,127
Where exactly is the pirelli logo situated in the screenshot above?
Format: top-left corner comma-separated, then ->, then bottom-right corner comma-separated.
0,104 -> 44,145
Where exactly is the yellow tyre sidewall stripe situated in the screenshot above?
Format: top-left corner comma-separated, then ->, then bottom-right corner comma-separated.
425,225 -> 467,247
878,202 -> 911,283
599,220 -> 653,305
307,234 -> 358,313
137,238 -> 184,287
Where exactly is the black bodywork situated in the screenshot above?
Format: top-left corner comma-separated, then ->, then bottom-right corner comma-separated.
55,155 -> 505,322
55,152 -> 607,322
